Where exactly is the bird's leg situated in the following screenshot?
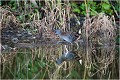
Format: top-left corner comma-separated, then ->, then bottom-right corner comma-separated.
64,45 -> 69,57
70,42 -> 73,45
65,45 -> 68,53
75,42 -> 79,49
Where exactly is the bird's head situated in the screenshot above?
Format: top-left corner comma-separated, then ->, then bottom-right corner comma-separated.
54,29 -> 62,35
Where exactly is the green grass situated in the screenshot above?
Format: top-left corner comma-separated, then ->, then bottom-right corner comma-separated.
1,0 -> 119,79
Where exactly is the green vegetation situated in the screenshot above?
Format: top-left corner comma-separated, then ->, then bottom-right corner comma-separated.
1,0 -> 119,79
71,1 -> 119,16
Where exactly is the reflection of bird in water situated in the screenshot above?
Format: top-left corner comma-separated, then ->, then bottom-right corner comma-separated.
54,29 -> 81,48
56,51 -> 80,65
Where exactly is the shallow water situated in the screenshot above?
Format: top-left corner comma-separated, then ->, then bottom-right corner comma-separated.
1,40 -> 119,79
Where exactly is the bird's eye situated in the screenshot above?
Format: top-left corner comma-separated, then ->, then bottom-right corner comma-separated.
12,38 -> 19,43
